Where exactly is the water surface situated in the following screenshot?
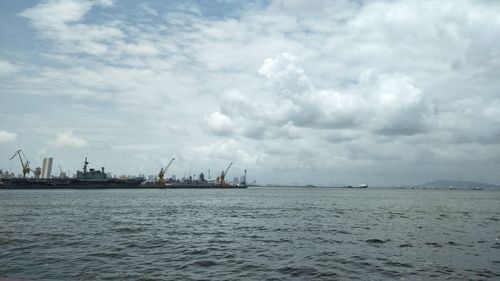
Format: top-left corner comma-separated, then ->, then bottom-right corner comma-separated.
1,187 -> 499,280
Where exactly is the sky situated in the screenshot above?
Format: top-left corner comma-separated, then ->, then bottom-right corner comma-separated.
0,0 -> 499,186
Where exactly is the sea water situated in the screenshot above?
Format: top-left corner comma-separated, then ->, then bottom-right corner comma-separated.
1,187 -> 499,280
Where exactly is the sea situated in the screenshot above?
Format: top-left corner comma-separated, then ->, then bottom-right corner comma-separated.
0,187 -> 499,280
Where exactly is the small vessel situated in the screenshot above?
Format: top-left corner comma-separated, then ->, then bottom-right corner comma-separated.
343,183 -> 368,188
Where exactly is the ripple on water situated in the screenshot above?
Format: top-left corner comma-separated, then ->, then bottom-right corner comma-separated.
1,188 -> 499,280
365,238 -> 390,244
277,265 -> 320,278
192,260 -> 218,268
425,242 -> 442,248
385,261 -> 414,268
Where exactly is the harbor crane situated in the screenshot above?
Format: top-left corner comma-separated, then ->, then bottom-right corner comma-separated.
10,149 -> 31,178
220,162 -> 233,186
58,165 -> 67,178
157,157 -> 175,186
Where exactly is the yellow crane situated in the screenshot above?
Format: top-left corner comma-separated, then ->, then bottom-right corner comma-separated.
10,149 -> 31,178
220,162 -> 233,186
157,157 -> 175,186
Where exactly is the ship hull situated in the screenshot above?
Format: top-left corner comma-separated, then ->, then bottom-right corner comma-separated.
0,178 -> 145,189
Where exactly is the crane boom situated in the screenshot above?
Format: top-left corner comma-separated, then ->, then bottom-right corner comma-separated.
9,149 -> 31,178
9,149 -> 21,160
224,162 -> 233,175
164,157 -> 175,173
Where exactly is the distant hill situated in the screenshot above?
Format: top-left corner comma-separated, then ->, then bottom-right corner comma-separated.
418,179 -> 499,189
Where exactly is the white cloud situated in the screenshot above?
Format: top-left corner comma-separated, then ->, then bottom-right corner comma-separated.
213,53 -> 430,137
0,60 -> 21,76
20,0 -> 123,56
0,130 -> 17,143
204,111 -> 235,136
49,131 -> 88,148
258,52 -> 314,96
20,0 -> 92,26
191,139 -> 263,165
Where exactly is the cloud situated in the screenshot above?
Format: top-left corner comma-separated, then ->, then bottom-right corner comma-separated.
0,60 -> 21,76
433,98 -> 500,144
190,139 -> 263,165
0,130 -> 17,143
208,52 -> 431,140
203,111 -> 235,136
19,0 -> 123,56
3,0 -> 500,185
49,131 -> 88,148
258,52 -> 314,96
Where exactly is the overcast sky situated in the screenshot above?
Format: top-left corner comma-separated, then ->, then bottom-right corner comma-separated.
1,0 -> 499,186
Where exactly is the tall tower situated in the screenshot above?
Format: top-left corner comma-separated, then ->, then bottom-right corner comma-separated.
41,157 -> 53,179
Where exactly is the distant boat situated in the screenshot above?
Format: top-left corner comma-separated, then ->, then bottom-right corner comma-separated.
343,184 -> 368,188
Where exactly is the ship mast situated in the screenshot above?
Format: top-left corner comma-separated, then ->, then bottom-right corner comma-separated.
83,157 -> 89,174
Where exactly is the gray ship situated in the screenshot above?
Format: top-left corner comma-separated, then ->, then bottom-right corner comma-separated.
0,157 -> 145,189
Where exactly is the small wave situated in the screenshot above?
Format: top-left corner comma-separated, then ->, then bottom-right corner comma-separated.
277,266 -> 318,278
192,260 -> 218,268
437,214 -> 449,220
0,277 -> 36,281
350,255 -> 366,261
398,243 -> 413,247
434,266 -> 455,274
465,268 -> 500,278
366,239 -> 390,244
385,261 -> 413,268
111,227 -> 145,233
183,249 -> 209,256
88,251 -> 130,258
314,271 -> 339,278
425,242 -> 442,248
239,264 -> 260,271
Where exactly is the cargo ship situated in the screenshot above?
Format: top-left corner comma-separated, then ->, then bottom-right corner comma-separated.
0,157 -> 145,189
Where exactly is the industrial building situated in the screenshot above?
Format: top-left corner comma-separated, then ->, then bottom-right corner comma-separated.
41,157 -> 53,179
